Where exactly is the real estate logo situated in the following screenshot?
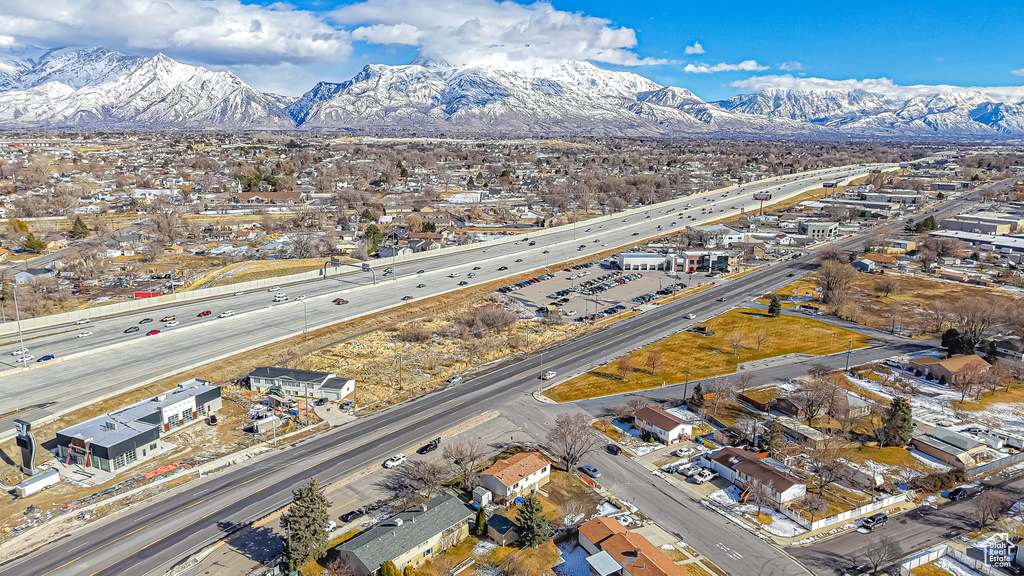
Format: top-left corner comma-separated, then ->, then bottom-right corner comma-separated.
983,533 -> 1012,568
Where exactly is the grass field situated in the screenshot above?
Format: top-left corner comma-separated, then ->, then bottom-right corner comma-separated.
910,562 -> 953,576
545,307 -> 870,402
756,278 -> 818,308
182,257 -> 341,290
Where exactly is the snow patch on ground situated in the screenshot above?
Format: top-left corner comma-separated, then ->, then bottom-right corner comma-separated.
554,542 -> 592,576
733,504 -> 808,538
935,556 -> 987,576
448,192 -> 482,203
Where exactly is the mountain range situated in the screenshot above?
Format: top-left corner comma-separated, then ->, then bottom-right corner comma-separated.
1,46 -> 1023,138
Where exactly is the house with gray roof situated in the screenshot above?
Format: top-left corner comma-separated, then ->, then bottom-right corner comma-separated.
247,367 -> 354,401
911,426 -> 987,469
334,493 -> 472,576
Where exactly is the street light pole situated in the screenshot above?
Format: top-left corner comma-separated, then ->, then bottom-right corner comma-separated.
299,300 -> 308,337
13,285 -> 27,365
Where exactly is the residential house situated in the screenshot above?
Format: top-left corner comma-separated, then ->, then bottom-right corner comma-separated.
334,494 -> 472,576
911,427 -> 987,469
14,268 -> 55,284
236,190 -> 302,203
907,354 -> 989,383
738,386 -> 780,412
633,406 -> 692,444
576,517 -> 687,576
775,394 -> 826,421
486,514 -> 518,546
706,447 -> 807,504
42,232 -> 68,250
993,339 -> 1024,362
0,248 -> 9,263
774,416 -> 828,446
862,253 -> 898,268
247,367 -> 355,400
376,244 -> 413,258
478,452 -> 551,502
851,259 -> 876,273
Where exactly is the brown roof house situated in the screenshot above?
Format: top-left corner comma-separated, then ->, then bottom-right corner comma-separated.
908,354 -> 989,383
634,406 -> 693,445
706,447 -> 806,504
576,517 -> 687,576
478,452 -> 550,502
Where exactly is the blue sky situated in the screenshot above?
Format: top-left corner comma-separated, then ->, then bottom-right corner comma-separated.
3,0 -> 1022,98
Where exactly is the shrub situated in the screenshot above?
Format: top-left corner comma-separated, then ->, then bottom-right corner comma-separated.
910,469 -> 966,493
396,322 -> 432,343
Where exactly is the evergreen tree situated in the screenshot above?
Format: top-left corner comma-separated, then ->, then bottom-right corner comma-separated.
380,561 -> 401,576
281,477 -> 331,568
403,565 -> 414,576
516,495 -> 549,548
474,506 -> 488,537
762,420 -> 786,458
880,397 -> 913,447
768,295 -> 782,317
364,224 -> 384,253
23,233 -> 46,254
71,216 -> 90,239
361,208 -> 375,222
8,217 -> 28,233
689,383 -> 704,409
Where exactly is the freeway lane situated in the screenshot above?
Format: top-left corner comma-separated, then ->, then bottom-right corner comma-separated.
0,250 -> 841,576
0,164 -> 888,429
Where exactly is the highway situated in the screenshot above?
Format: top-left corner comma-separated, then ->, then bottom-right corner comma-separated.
0,163 -> 888,430
0,243 -> 846,576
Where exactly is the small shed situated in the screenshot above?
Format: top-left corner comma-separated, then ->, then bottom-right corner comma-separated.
487,514 -> 518,546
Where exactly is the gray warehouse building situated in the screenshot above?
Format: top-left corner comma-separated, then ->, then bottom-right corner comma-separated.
56,379 -> 221,474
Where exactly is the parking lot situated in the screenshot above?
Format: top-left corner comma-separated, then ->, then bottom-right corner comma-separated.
499,259 -> 697,320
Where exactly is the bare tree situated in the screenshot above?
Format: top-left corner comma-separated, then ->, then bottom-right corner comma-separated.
864,534 -> 903,575
976,491 -> 1008,528
753,326 -> 771,352
925,300 -> 953,334
546,412 -> 600,470
737,373 -> 758,392
802,493 -> 829,523
647,350 -> 663,375
802,435 -> 847,494
795,381 -> 833,426
727,331 -> 745,358
626,396 -> 649,415
326,557 -> 356,576
617,355 -> 634,381
985,360 -> 1011,396
951,365 -> 986,403
734,416 -> 762,445
441,437 -> 487,490
407,461 -> 448,498
746,478 -> 776,515
818,245 -> 847,263
876,279 -> 897,298
953,296 -> 1002,348
817,260 -> 858,306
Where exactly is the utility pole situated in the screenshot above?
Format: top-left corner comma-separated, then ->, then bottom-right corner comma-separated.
683,370 -> 691,401
845,341 -> 853,372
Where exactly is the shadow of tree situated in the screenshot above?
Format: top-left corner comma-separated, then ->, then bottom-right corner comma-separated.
219,523 -> 282,564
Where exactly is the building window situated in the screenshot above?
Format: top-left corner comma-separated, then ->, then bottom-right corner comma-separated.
113,453 -> 127,470
151,443 -> 157,450
125,449 -> 138,465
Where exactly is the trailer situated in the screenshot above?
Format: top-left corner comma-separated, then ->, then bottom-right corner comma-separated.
15,468 -> 59,498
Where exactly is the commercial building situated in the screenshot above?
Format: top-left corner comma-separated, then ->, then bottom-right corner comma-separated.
247,367 -> 355,400
55,379 -> 221,475
616,252 -> 674,272
797,221 -> 839,240
911,427 -> 987,469
676,250 -> 741,274
334,494 -> 472,576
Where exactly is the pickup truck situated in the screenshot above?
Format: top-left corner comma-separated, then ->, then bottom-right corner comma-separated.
692,469 -> 718,484
383,453 -> 406,468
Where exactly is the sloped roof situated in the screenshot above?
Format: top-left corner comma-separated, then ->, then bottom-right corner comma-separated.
480,452 -> 550,487
710,447 -> 802,492
599,530 -> 687,576
635,406 -> 686,431
937,354 -> 989,374
578,516 -> 626,547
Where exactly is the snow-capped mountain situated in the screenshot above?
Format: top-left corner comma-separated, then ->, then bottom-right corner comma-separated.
0,45 -> 1023,138
714,88 -> 1024,137
0,49 -> 293,128
286,59 -> 808,136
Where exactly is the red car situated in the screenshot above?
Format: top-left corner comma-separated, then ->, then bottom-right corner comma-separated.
146,329 -> 160,336
198,310 -> 212,317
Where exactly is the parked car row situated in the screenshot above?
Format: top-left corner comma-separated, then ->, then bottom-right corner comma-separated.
497,273 -> 556,293
574,271 -> 642,297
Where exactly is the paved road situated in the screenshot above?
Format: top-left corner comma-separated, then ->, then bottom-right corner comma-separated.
0,164 -> 886,430
791,475 -> 1024,575
0,249 -> 844,576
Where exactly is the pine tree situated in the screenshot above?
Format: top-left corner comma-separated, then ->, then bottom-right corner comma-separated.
381,561 -> 401,576
281,477 -> 332,568
880,397 -> 912,448
516,495 -> 549,548
23,233 -> 46,254
768,295 -> 782,317
474,506 -> 488,536
71,216 -> 90,239
689,383 -> 704,409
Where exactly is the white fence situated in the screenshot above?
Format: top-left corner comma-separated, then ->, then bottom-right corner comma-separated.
900,546 -> 945,575
0,163 -> 887,338
900,544 -> 1006,576
780,493 -> 906,531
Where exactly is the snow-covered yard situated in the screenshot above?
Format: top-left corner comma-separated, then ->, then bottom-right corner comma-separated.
706,487 -> 808,538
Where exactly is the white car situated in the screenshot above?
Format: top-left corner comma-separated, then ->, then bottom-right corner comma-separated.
165,321 -> 179,327
296,295 -> 307,301
685,313 -> 696,319
448,273 -> 460,278
268,286 -> 280,292
383,454 -> 406,468
565,310 -> 577,317
218,310 -> 234,318
77,331 -> 92,338
234,291 -> 244,296
14,355 -> 33,363
325,520 -> 337,532
541,371 -> 557,380
75,318 -> 90,325
10,348 -> 29,356
273,296 -> 289,302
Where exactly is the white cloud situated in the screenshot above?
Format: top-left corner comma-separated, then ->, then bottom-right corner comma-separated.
1,0 -> 351,65
331,0 -> 666,66
1012,69 -> 1024,76
684,42 -> 704,55
684,60 -> 768,74
0,35 -> 14,47
730,74 -> 1024,100
779,61 -> 802,71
